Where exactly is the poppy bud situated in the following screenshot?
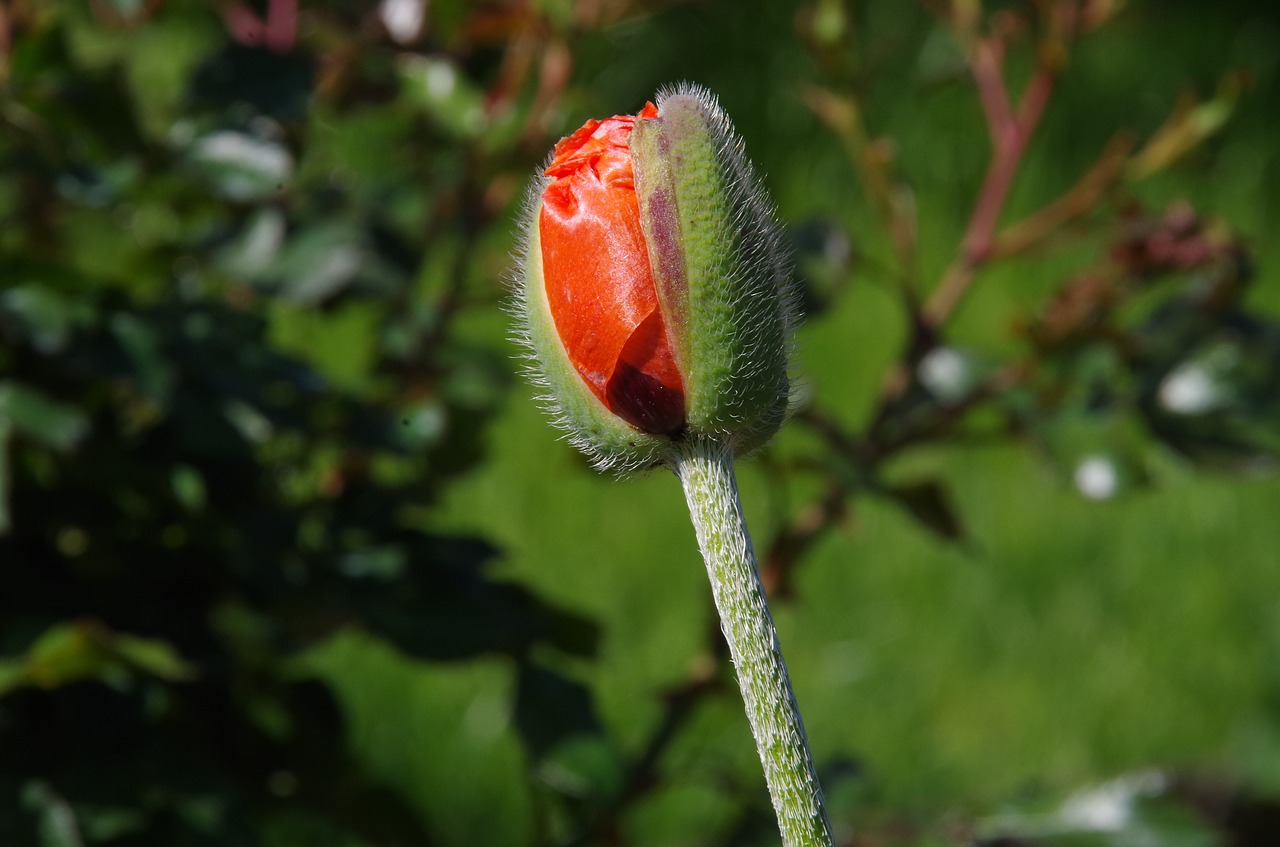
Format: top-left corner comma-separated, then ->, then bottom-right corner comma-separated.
515,83 -> 794,471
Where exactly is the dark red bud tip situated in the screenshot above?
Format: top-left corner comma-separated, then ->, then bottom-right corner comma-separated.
539,102 -> 686,435
605,310 -> 685,435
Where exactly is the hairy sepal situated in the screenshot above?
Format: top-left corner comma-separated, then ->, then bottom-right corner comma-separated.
631,83 -> 795,455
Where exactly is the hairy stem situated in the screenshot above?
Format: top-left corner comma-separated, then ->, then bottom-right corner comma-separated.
673,437 -> 835,847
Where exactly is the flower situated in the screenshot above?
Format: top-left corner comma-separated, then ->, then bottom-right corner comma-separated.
515,83 -> 794,472
539,101 -> 685,437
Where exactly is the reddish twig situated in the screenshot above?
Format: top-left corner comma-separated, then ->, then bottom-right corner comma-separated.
0,4 -> 9,87
225,0 -> 298,52
923,1 -> 1078,329
989,132 -> 1135,260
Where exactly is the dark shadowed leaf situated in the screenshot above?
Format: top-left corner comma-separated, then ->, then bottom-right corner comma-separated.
187,44 -> 314,121
515,663 -> 603,761
884,479 -> 966,542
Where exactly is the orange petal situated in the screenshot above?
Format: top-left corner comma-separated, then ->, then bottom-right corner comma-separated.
539,105 -> 684,435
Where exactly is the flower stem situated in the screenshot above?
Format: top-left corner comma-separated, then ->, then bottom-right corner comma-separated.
673,437 -> 835,847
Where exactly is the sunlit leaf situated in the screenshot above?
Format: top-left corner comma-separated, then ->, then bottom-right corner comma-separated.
265,223 -> 365,304
186,129 -> 293,201
0,621 -> 197,697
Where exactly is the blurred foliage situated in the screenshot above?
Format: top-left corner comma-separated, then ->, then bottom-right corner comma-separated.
0,1 -> 595,843
2,1 -> 1279,846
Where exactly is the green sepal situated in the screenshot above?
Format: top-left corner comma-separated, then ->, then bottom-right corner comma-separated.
630,84 -> 794,455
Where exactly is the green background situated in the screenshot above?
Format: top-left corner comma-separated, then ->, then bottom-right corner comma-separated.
2,1 -> 1279,845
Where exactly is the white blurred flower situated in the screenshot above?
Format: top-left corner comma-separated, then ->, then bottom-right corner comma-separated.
380,0 -> 426,44
1074,454 -> 1118,500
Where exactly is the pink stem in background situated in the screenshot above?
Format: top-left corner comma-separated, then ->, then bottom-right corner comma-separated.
0,6 -> 10,84
924,2 -> 1076,328
225,0 -> 298,52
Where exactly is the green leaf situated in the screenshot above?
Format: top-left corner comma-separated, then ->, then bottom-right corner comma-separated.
0,285 -> 93,354
399,56 -> 488,139
20,781 -> 85,847
110,312 -> 174,403
0,381 -> 89,452
170,464 -> 208,511
186,129 -> 293,201
112,633 -> 199,682
0,621 -> 196,697
0,421 -> 10,536
265,222 -> 365,305
0,659 -> 23,695
338,546 -> 407,580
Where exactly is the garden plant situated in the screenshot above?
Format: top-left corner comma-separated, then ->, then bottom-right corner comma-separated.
2,1 -> 1279,846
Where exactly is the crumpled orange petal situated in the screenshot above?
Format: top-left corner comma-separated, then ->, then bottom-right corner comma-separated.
539,102 -> 685,436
